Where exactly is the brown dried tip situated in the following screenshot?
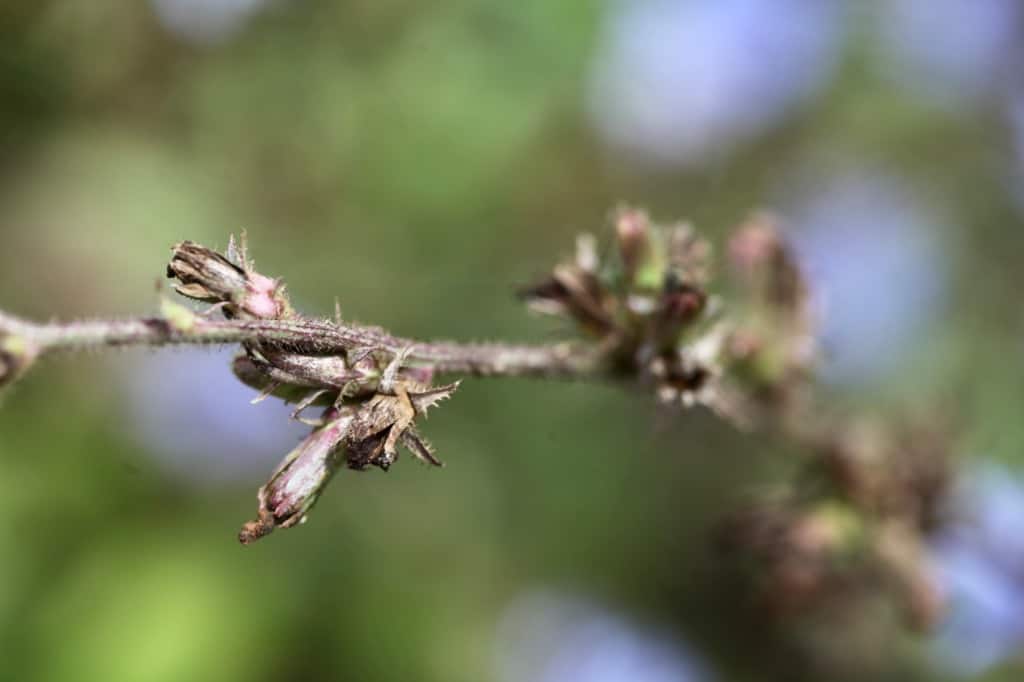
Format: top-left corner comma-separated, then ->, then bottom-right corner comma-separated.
238,516 -> 276,545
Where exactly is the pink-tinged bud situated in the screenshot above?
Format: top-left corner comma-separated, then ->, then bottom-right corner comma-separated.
246,275 -> 281,317
728,214 -> 781,273
239,408 -> 353,544
0,333 -> 37,389
727,213 -> 805,311
614,207 -> 651,281
167,241 -> 290,319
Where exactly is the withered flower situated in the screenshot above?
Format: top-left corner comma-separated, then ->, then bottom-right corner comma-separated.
168,240 -> 290,319
239,407 -> 353,544
239,376 -> 459,543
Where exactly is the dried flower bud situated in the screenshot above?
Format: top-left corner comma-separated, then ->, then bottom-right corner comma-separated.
168,241 -> 289,319
239,408 -> 353,544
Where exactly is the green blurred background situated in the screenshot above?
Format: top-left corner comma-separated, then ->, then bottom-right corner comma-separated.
2,1 -> 1024,681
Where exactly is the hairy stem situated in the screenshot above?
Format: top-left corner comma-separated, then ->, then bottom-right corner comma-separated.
0,309 -> 604,380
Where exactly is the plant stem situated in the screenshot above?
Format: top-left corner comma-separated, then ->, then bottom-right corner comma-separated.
0,310 -> 604,379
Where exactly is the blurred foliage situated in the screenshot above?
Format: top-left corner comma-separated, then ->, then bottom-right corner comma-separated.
1,1 -> 1023,681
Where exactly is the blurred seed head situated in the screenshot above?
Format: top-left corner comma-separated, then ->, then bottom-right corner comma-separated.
521,209 -> 817,428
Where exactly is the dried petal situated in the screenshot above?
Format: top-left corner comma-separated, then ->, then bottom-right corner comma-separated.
167,241 -> 248,304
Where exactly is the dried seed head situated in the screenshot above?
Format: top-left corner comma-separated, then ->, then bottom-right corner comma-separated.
344,381 -> 459,470
522,211 -> 734,420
